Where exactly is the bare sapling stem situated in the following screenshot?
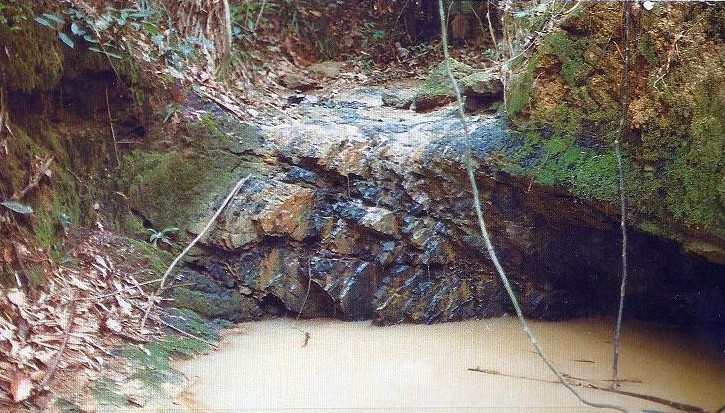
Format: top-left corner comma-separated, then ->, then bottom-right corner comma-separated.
437,0 -> 627,411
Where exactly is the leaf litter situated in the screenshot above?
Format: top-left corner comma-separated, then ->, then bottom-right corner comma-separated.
0,229 -> 170,409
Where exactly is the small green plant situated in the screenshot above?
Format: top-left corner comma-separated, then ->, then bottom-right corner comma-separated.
147,226 -> 179,248
362,58 -> 374,71
163,103 -> 179,123
230,1 -> 269,45
360,21 -> 385,46
58,211 -> 72,229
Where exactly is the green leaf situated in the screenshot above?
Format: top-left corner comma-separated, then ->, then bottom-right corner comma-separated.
34,16 -> 55,29
42,12 -> 64,24
88,47 -> 122,59
58,32 -> 74,48
70,22 -> 85,36
163,104 -> 176,123
105,50 -> 122,59
161,227 -> 179,235
1,201 -> 34,215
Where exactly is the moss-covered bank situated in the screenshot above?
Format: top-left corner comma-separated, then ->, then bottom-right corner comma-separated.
504,2 -> 725,263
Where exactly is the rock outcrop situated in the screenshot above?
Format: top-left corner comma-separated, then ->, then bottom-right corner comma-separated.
170,88 -> 724,329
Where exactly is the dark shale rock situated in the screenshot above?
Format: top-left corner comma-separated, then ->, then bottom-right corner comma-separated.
176,86 -> 723,332
169,269 -> 262,322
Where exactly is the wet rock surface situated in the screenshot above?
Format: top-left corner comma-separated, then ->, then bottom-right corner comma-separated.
171,87 -> 724,331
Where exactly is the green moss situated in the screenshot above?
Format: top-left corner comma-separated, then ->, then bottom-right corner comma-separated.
638,32 -> 659,66
507,56 -> 537,116
509,15 -> 725,242
541,31 -> 592,86
572,152 -> 618,199
33,204 -> 56,250
186,113 -> 226,141
54,398 -> 83,413
118,112 -> 262,231
665,115 -> 724,228
627,74 -> 725,233
92,377 -> 128,406
119,309 -> 218,389
170,287 -> 259,320
123,237 -> 174,282
0,5 -> 63,92
121,150 -> 215,228
414,59 -> 476,100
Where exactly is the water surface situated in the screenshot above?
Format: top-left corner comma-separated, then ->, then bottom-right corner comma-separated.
176,317 -> 724,412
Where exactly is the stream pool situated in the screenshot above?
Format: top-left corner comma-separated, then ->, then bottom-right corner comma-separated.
174,317 -> 724,412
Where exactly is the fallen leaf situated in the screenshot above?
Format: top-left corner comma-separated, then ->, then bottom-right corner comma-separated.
10,371 -> 32,402
1,201 -> 33,215
7,289 -> 26,307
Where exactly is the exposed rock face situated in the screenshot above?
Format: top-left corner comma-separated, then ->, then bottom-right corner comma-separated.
177,88 -> 724,330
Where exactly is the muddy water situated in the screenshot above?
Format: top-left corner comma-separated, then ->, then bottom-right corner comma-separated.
175,317 -> 724,412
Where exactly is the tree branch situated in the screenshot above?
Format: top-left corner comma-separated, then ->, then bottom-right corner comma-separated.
612,0 -> 631,388
139,174 -> 251,329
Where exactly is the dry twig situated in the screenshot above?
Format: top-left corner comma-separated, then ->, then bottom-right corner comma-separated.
12,157 -> 53,201
37,291 -> 77,391
105,88 -> 121,168
468,367 -> 708,413
612,0 -> 631,388
150,314 -> 218,349
139,174 -> 252,329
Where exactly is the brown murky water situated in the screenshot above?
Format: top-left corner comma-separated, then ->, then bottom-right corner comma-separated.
175,317 -> 724,412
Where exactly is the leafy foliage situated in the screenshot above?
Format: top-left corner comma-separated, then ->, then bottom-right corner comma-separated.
147,226 -> 179,248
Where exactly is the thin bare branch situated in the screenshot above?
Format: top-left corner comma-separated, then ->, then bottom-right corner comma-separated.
37,290 -> 77,390
438,1 -> 627,411
612,0 -> 632,388
140,174 -> 251,329
12,157 -> 53,201
105,87 -> 121,168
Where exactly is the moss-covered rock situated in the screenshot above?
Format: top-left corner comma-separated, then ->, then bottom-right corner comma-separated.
505,2 -> 725,262
0,3 -> 63,92
119,113 -> 267,231
413,59 -> 503,112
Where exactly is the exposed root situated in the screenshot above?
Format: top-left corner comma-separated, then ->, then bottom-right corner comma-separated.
439,0 -> 626,411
